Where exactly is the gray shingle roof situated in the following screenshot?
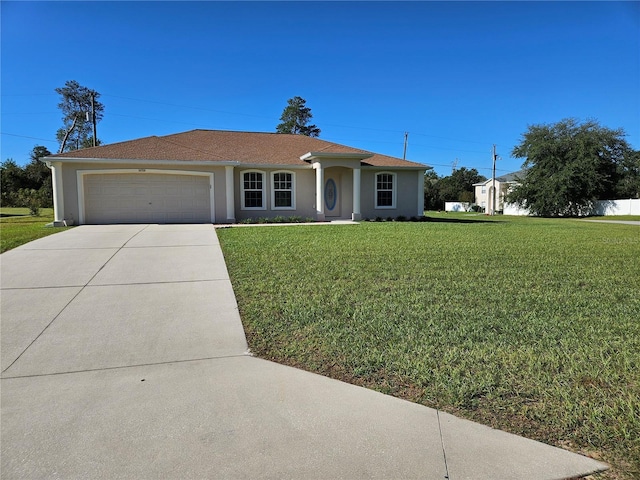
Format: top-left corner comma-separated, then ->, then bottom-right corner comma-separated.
46,129 -> 426,168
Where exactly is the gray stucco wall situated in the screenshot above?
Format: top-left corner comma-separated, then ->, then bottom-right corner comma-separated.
360,169 -> 422,219
55,162 -> 423,224
234,168 -> 316,221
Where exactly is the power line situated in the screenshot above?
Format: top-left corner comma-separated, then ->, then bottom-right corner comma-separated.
5,90 -> 508,149
100,92 -> 503,148
0,132 -> 57,144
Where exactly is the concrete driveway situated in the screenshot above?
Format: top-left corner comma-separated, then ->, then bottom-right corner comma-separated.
1,225 -> 607,479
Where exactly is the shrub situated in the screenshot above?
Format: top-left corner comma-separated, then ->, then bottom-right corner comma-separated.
16,188 -> 41,216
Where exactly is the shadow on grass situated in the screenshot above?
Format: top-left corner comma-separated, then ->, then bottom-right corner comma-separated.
0,213 -> 28,218
423,216 -> 505,224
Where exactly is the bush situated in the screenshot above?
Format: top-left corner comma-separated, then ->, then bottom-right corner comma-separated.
16,188 -> 42,216
238,216 -> 315,225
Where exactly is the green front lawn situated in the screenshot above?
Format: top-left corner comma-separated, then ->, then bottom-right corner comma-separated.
0,208 -> 71,253
218,217 -> 640,479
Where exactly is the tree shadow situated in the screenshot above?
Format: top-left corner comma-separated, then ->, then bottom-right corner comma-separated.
422,216 -> 505,224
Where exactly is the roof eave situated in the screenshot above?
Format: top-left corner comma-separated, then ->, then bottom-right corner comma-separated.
362,164 -> 428,170
41,157 -> 242,167
300,152 -> 373,162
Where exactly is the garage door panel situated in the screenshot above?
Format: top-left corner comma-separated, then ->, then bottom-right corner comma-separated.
84,173 -> 212,224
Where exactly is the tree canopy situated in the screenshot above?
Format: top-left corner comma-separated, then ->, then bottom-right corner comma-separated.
508,118 -> 638,216
423,167 -> 486,210
1,146 -> 53,210
55,80 -> 104,153
276,96 -> 320,137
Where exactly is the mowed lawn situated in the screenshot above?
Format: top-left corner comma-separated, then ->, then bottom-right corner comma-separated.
0,208 -> 72,254
218,216 -> 640,479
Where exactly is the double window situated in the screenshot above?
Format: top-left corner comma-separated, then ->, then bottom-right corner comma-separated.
375,172 -> 396,208
240,170 -> 295,210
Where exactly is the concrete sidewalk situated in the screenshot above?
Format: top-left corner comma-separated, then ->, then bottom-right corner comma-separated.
1,225 -> 608,479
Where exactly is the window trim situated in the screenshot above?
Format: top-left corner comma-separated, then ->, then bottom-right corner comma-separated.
240,170 -> 266,210
375,171 -> 397,209
271,170 -> 296,210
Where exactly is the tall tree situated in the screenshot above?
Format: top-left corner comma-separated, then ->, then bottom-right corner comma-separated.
615,148 -> 640,199
437,167 -> 486,203
508,118 -> 634,216
276,96 -> 320,137
423,168 -> 441,210
26,146 -> 53,207
55,80 -> 104,153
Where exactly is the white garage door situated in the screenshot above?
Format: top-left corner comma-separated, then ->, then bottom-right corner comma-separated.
84,173 -> 212,224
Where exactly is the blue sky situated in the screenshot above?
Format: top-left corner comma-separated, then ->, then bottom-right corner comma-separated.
2,1 -> 638,177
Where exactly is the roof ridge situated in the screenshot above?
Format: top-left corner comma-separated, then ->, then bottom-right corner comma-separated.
155,134 -> 230,161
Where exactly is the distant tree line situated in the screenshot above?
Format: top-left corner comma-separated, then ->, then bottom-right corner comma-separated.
423,167 -> 486,211
1,80 -> 105,214
1,146 -> 53,213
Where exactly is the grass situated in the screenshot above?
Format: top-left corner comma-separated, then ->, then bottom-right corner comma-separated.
0,208 -> 71,253
218,216 -> 640,479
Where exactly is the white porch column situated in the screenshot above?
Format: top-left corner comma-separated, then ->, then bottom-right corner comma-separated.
225,166 -> 235,223
417,170 -> 425,216
50,162 -> 65,226
352,166 -> 361,221
314,163 -> 325,221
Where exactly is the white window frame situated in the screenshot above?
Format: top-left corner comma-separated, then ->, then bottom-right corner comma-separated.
481,185 -> 486,194
375,172 -> 396,209
271,170 -> 296,210
240,170 -> 266,210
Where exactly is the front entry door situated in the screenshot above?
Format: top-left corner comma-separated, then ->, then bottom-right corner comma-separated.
324,175 -> 341,217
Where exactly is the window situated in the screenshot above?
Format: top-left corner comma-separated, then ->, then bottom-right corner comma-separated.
271,171 -> 295,210
375,172 -> 396,208
481,185 -> 486,194
241,171 -> 265,210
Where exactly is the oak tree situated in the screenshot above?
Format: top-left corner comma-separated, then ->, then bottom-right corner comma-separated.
508,118 -> 636,216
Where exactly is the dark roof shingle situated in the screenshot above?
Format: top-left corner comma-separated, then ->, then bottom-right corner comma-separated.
46,129 -> 425,168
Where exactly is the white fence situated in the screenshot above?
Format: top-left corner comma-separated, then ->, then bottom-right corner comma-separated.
594,199 -> 640,216
445,202 -> 471,212
503,199 -> 640,216
503,203 -> 530,216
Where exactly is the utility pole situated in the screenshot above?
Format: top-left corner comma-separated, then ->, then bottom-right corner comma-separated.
91,91 -> 97,147
451,158 -> 458,174
491,144 -> 497,215
403,132 -> 408,160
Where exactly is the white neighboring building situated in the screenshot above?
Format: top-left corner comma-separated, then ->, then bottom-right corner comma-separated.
473,171 -> 525,214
